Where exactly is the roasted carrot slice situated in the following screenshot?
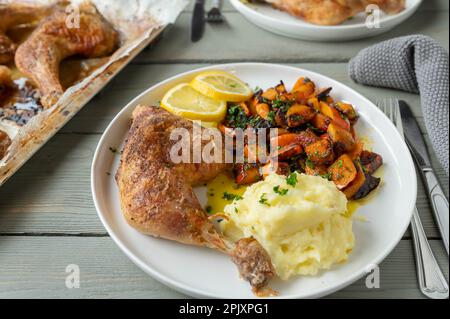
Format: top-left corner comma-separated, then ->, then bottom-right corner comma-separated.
347,140 -> 363,160
255,103 -> 270,119
293,77 -> 315,102
307,97 -> 321,112
360,150 -> 383,174
316,87 -> 332,101
269,133 -> 303,160
244,143 -> 267,163
343,162 -> 366,199
319,101 -> 350,131
327,154 -> 357,189
335,102 -> 358,123
275,108 -> 288,127
286,104 -> 315,127
271,144 -> 303,161
353,174 -> 381,200
327,123 -> 356,154
235,163 -> 262,185
260,161 -> 290,177
297,129 -> 320,147
269,133 -> 300,150
275,81 -> 287,94
262,88 -> 278,101
304,163 -> 328,177
311,113 -> 331,132
305,138 -> 334,165
238,101 -> 251,116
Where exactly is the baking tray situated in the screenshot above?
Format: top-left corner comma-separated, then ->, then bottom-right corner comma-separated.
0,0 -> 188,186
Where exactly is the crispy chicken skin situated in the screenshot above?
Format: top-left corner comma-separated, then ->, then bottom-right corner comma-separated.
116,105 -> 276,293
253,0 -> 405,25
0,3 -> 51,64
14,4 -> 118,108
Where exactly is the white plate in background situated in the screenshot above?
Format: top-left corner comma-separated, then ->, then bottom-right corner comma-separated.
229,0 -> 422,41
91,63 -> 416,298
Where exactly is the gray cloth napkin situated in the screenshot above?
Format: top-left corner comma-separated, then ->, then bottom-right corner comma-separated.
349,35 -> 449,176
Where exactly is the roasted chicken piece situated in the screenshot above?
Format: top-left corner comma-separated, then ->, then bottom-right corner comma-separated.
0,65 -> 14,102
0,2 -> 50,64
116,105 -> 276,295
15,3 -> 118,108
252,0 -> 405,25
0,129 -> 11,160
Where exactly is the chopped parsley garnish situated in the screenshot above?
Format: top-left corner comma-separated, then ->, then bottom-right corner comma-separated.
321,172 -> 332,180
206,206 -> 212,214
272,99 -> 292,112
267,110 -> 276,124
286,172 -> 298,187
259,193 -> 270,206
225,104 -> 248,129
222,192 -> 243,201
234,207 -> 239,213
336,159 -> 343,168
229,83 -> 237,88
305,158 -> 315,169
273,185 -> 289,196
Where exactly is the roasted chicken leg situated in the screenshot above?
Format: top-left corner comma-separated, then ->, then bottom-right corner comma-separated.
116,105 -> 276,294
15,4 -> 118,108
0,2 -> 50,64
252,0 -> 405,25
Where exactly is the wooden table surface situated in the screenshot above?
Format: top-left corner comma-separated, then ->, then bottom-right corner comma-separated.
0,0 -> 448,299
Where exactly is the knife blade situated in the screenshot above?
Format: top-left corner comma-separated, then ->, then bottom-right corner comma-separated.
398,100 -> 431,168
191,0 -> 206,42
399,100 -> 449,255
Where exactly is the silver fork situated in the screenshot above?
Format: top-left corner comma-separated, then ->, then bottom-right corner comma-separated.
377,98 -> 449,299
206,0 -> 224,23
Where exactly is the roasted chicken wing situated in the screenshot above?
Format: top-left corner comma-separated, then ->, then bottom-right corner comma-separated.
15,3 -> 118,108
0,2 -> 50,64
116,105 -> 276,294
252,0 -> 405,25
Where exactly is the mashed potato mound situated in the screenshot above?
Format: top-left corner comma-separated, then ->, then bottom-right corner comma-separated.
221,173 -> 354,280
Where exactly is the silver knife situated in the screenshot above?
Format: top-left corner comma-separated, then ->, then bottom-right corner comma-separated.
191,0 -> 206,42
399,100 -> 449,255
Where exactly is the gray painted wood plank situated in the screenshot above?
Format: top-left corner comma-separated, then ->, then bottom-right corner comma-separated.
133,10 -> 448,63
0,237 -> 447,298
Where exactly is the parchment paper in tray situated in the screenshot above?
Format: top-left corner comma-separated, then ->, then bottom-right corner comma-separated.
0,0 -> 188,186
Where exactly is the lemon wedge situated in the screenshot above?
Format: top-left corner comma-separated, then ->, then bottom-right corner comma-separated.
190,70 -> 253,102
161,83 -> 227,122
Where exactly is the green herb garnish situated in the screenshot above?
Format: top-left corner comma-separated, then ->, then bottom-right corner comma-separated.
259,193 -> 270,206
206,206 -> 212,214
305,158 -> 315,169
225,104 -> 248,129
273,185 -> 289,196
222,192 -> 243,201
286,172 -> 298,187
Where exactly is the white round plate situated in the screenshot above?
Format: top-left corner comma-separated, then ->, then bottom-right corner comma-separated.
230,0 -> 422,41
91,63 -> 416,299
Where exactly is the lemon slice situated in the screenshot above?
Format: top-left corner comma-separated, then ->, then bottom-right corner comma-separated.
190,70 -> 253,102
161,83 -> 227,122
